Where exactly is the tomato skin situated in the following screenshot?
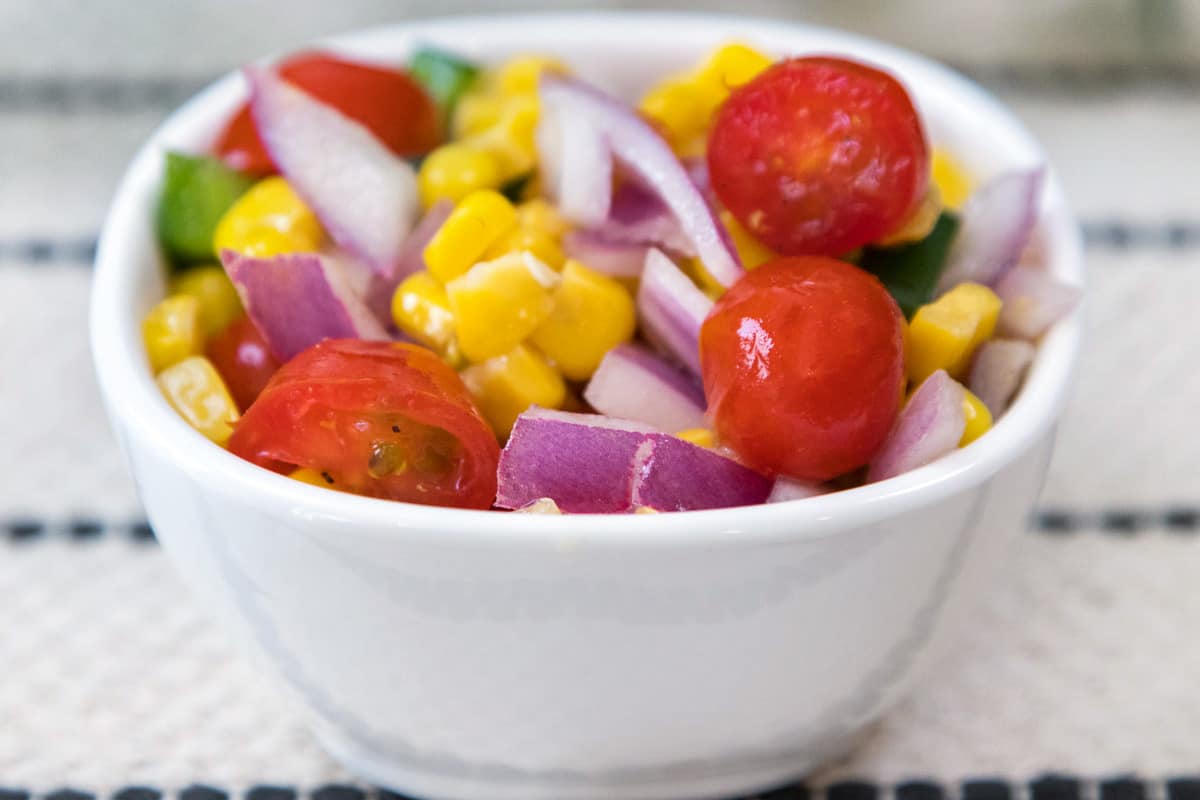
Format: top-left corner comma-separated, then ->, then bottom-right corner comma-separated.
707,57 -> 929,257
228,339 -> 499,509
700,256 -> 905,481
206,316 -> 280,411
215,52 -> 442,174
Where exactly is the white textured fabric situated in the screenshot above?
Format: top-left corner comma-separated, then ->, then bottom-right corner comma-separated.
2,0 -> 1199,792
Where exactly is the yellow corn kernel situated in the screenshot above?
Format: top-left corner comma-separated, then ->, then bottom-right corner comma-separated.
515,497 -> 563,514
390,272 -> 461,364
959,389 -> 993,447
879,185 -> 943,246
213,176 -> 322,257
417,143 -> 504,208
452,91 -> 507,138
720,209 -> 777,270
639,78 -> 720,151
156,356 -> 239,446
675,428 -> 716,448
932,149 -> 972,210
290,468 -> 334,488
447,252 -> 559,362
168,264 -> 243,336
516,199 -> 571,238
469,95 -> 540,178
698,43 -> 773,90
496,55 -> 569,96
486,227 -> 566,269
528,260 -> 636,380
142,294 -> 203,373
423,190 -> 519,283
460,344 -> 566,437
905,282 -> 1002,384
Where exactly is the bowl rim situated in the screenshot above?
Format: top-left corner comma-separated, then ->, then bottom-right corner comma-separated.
90,10 -> 1084,551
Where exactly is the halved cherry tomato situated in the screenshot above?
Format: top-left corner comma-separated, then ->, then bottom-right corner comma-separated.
700,256 -> 905,481
708,57 -> 929,257
215,52 -> 442,174
205,316 -> 280,411
228,339 -> 499,509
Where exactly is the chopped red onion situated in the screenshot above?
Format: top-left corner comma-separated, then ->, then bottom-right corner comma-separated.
221,249 -> 389,362
767,478 -> 828,503
936,168 -> 1044,294
562,230 -> 649,279
583,344 -> 706,432
247,67 -> 418,276
636,248 -> 713,375
538,76 -> 743,286
868,370 -> 966,482
995,266 -> 1081,340
968,338 -> 1036,417
496,407 -> 770,513
596,182 -> 696,257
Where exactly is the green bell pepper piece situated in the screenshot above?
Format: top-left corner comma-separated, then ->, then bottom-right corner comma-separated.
156,151 -> 254,264
860,212 -> 961,318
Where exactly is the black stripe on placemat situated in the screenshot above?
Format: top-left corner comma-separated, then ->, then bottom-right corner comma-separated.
5,222 -> 1200,268
2,777 -> 1199,800
5,506 -> 1200,544
0,77 -> 206,112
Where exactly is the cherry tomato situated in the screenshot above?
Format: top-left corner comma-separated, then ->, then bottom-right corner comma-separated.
707,57 -> 929,257
205,316 -> 280,411
215,52 -> 442,174
700,256 -> 904,481
228,339 -> 499,508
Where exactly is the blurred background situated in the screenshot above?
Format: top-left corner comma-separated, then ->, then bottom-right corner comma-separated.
3,0 -> 1200,797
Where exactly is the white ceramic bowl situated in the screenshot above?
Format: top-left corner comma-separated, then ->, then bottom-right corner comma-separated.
91,12 -> 1083,800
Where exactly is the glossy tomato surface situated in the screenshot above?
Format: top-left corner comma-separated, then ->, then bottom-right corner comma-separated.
228,339 -> 499,509
205,316 -> 280,411
708,57 -> 929,257
215,52 -> 442,174
700,256 -> 905,480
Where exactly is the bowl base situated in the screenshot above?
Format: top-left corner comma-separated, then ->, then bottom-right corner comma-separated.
315,726 -> 862,800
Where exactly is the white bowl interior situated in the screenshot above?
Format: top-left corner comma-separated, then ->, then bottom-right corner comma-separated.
90,12 -> 1084,547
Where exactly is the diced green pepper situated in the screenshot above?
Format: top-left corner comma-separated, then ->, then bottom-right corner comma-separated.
409,46 -> 481,121
156,152 -> 254,264
860,212 -> 961,318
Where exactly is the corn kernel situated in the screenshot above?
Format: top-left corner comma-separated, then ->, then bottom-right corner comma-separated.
469,94 -> 540,178
720,210 -> 777,270
959,389 -> 993,446
142,294 -> 203,373
213,176 -> 322,257
168,264 -> 243,336
390,272 -> 461,364
698,43 -> 773,90
906,282 -> 1002,384
515,497 -> 564,514
486,226 -> 566,269
447,252 -> 559,362
460,344 -> 566,437
418,144 -> 504,207
290,468 -> 335,488
932,149 -> 972,210
878,185 -> 943,246
675,428 -> 716,448
496,55 -> 569,96
516,199 -> 571,238
529,260 -> 636,380
423,190 -> 519,283
452,91 -> 507,138
156,356 -> 239,446
639,78 -> 719,151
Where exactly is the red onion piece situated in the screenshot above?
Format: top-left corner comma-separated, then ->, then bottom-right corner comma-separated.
583,344 -> 706,432
595,182 -> 696,257
536,106 -> 612,226
995,266 -> 1082,340
968,338 -> 1035,417
562,230 -> 649,278
936,168 -> 1044,294
538,76 -> 743,286
247,67 -> 418,276
221,249 -> 389,362
636,248 -> 714,375
767,478 -> 828,503
496,407 -> 770,513
868,370 -> 967,482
